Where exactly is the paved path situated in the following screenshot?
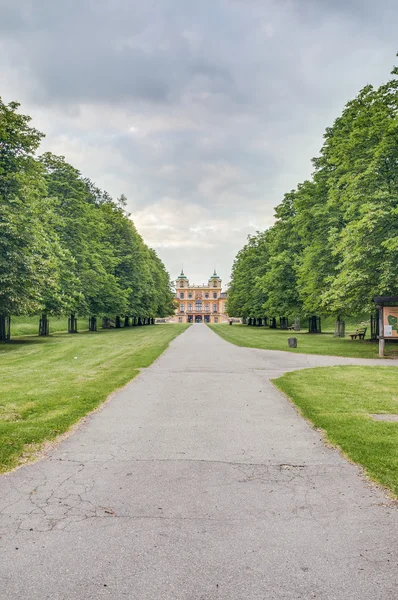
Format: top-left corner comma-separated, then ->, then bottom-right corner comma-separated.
1,325 -> 397,599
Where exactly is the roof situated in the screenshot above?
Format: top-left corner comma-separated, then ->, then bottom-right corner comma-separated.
373,296 -> 398,306
209,270 -> 221,280
220,292 -> 227,298
177,270 -> 188,280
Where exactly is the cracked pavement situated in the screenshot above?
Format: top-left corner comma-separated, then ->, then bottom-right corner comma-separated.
0,324 -> 397,599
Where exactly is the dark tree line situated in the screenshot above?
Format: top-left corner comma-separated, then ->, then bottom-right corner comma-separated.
0,99 -> 175,340
228,60 -> 398,324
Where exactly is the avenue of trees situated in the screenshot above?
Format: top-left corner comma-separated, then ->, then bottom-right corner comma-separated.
0,99 -> 175,340
228,61 -> 398,325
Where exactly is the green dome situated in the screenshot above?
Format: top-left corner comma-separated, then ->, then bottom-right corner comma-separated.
209,270 -> 221,280
177,270 -> 188,280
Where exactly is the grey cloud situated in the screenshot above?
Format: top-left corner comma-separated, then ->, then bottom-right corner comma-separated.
1,0 -> 397,281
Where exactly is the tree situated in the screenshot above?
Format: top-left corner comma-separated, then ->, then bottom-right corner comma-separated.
227,231 -> 270,319
0,99 -> 59,338
259,191 -> 303,318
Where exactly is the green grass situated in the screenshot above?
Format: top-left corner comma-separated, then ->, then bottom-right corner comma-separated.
208,323 -> 398,359
274,366 -> 398,496
12,315 -> 73,337
0,324 -> 188,473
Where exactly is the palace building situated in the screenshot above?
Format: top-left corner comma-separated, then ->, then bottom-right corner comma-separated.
173,270 -> 228,324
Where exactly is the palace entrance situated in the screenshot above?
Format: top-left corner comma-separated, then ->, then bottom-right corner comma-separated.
195,315 -> 203,323
204,315 -> 210,323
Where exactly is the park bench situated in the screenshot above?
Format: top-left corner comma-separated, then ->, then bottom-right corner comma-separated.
349,327 -> 367,340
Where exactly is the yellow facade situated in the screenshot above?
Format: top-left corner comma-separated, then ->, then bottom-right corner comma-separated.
173,270 -> 228,324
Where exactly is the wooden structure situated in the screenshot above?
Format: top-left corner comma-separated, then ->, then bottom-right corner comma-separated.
373,296 -> 398,357
349,327 -> 367,340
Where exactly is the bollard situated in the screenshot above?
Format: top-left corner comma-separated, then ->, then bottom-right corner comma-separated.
288,337 -> 297,348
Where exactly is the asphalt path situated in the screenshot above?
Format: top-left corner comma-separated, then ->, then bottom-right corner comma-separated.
0,324 -> 397,599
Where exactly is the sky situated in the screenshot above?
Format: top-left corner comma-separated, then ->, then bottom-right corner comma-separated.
0,0 -> 397,286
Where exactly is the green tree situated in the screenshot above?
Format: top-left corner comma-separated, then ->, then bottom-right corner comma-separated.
227,231 -> 270,319
0,100 -> 59,338
259,191 -> 303,318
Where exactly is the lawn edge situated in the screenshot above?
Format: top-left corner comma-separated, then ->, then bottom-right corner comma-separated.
1,324 -> 189,477
271,374 -> 398,502
207,324 -> 389,360
206,323 -> 398,362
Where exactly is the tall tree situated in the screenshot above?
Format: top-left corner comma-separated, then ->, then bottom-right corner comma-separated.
0,99 -> 59,337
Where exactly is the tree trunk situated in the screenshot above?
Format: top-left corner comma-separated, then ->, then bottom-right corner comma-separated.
0,315 -> 11,342
39,313 -> 49,336
89,316 -> 97,331
68,313 -> 78,333
124,316 -> 130,327
115,316 -> 121,328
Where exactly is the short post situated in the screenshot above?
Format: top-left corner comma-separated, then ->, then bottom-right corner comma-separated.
378,305 -> 385,357
288,337 -> 297,348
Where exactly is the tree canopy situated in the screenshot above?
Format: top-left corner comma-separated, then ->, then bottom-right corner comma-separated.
228,60 -> 398,319
0,99 -> 175,327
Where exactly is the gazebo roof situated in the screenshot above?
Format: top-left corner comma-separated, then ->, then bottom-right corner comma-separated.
373,296 -> 398,306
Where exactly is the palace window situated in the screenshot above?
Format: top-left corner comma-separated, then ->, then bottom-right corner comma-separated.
205,292 -> 209,299
178,317 -> 182,322
180,292 -> 184,299
188,303 -> 193,311
205,304 -> 209,311
214,317 -> 218,323
213,292 -> 217,299
188,292 -> 192,299
195,300 -> 202,312
213,281 -> 217,287
213,304 -> 217,313
180,281 -> 184,287
180,304 -> 184,312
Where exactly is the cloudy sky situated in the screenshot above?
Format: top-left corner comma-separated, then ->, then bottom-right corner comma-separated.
0,0 -> 397,286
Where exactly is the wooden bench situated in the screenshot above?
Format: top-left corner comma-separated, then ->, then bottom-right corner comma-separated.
349,327 -> 367,340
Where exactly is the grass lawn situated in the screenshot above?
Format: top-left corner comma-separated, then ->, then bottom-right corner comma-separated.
274,366 -> 398,496
11,315 -> 74,337
0,324 -> 188,473
208,324 -> 398,359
